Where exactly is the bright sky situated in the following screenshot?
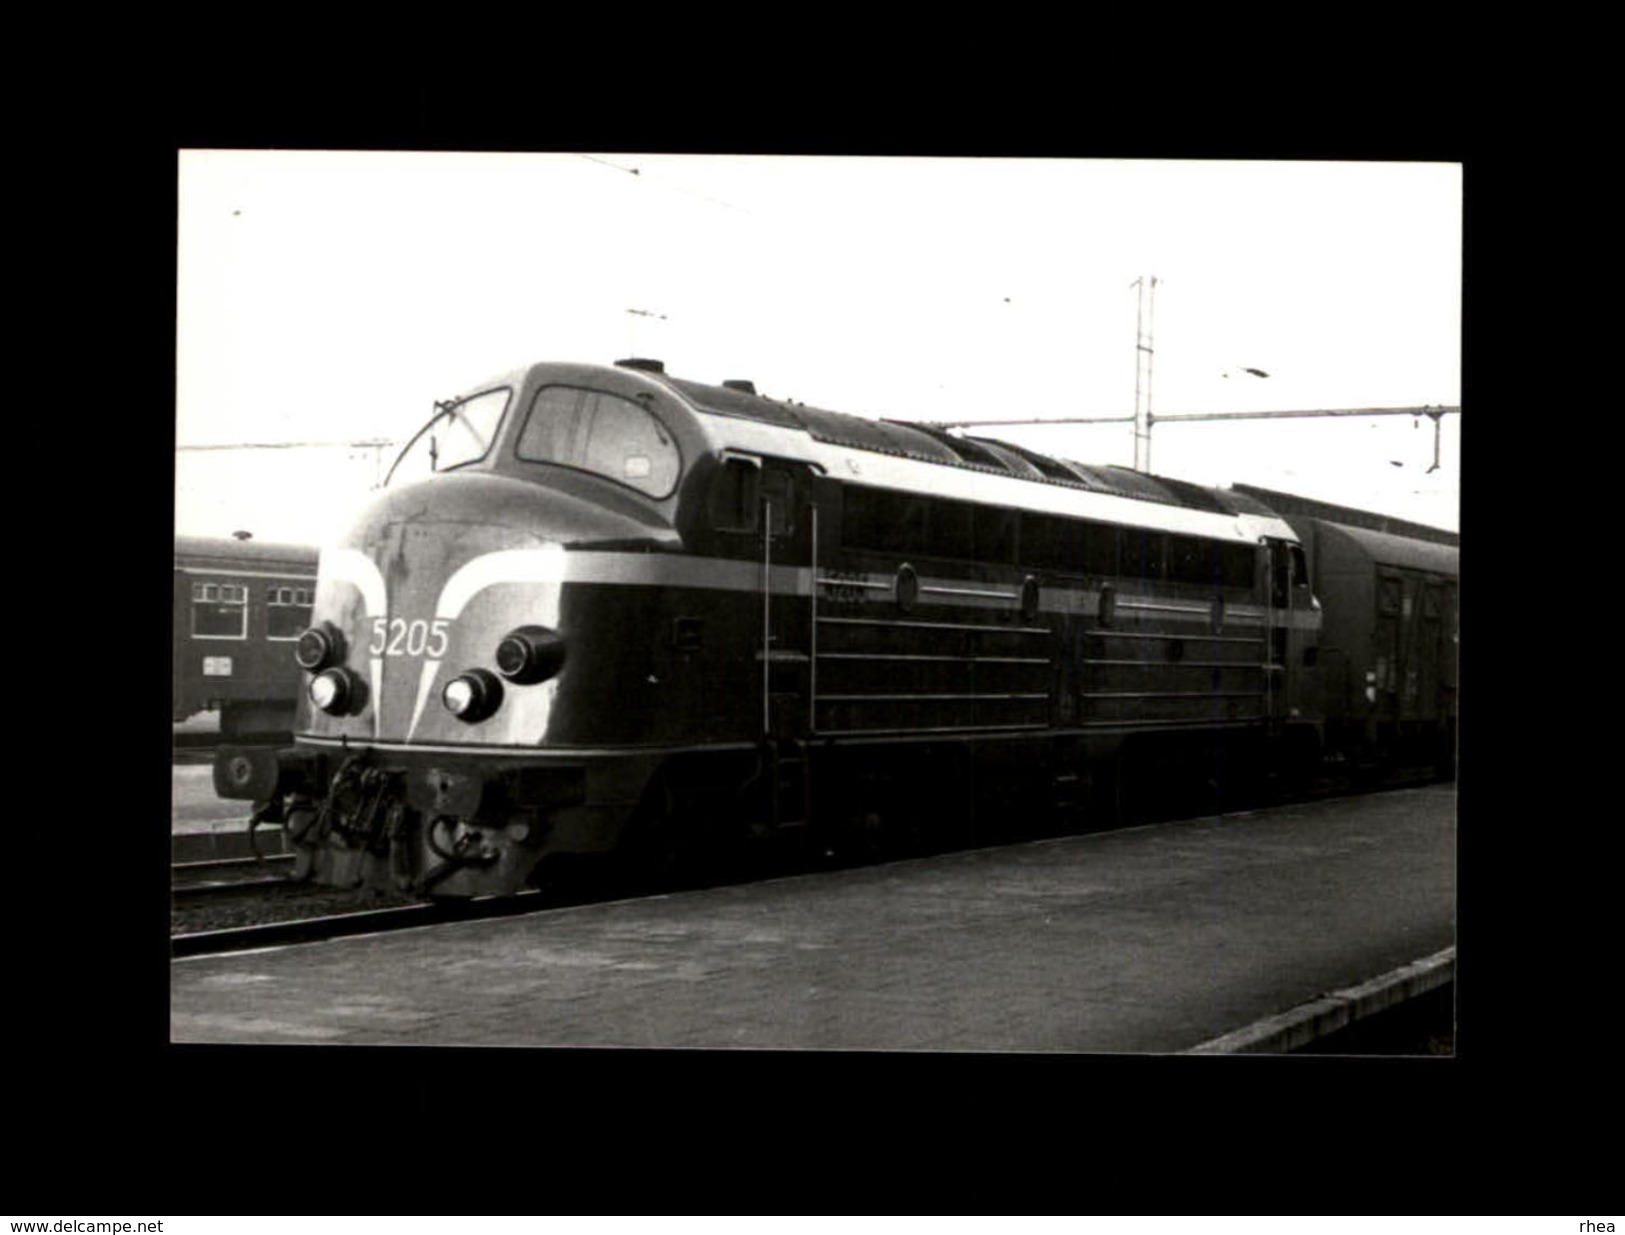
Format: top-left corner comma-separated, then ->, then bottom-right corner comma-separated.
175,152 -> 1461,544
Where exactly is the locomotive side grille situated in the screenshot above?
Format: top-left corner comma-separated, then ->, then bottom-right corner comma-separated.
811,613 -> 1054,735
1080,617 -> 1269,726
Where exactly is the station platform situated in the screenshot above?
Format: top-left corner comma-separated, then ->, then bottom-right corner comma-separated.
171,784 -> 1455,1051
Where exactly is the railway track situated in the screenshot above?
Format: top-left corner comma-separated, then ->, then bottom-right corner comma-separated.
171,891 -> 549,958
171,853 -> 297,898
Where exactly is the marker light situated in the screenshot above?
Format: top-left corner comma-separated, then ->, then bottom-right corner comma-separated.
443,669 -> 503,723
309,667 -> 360,714
295,621 -> 345,672
494,626 -> 567,685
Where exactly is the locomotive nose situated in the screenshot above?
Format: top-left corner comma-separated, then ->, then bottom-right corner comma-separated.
295,472 -> 637,743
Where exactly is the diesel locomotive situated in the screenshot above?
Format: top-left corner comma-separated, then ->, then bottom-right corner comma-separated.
212,358 -> 1458,897
174,535 -> 318,739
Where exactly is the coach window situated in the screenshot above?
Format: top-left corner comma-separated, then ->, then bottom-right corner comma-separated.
193,581 -> 248,639
518,386 -> 681,499
1423,584 -> 1441,621
387,387 -> 511,486
267,585 -> 315,640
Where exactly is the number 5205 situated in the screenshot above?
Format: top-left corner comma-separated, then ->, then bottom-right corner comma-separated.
369,617 -> 450,658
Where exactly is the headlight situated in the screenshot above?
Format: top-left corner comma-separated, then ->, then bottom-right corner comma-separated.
494,625 -> 567,685
309,667 -> 360,714
295,621 -> 345,672
443,669 -> 503,722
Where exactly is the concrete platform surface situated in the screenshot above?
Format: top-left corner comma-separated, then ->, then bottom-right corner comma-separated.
170,784 -> 1456,1051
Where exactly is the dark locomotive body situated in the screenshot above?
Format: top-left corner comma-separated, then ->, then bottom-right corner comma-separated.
216,359 -> 1453,897
174,536 -> 317,739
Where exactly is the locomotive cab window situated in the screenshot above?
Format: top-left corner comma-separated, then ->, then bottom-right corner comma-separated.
1268,540 -> 1290,606
710,456 -> 760,532
517,385 -> 681,499
387,387 -> 511,486
708,456 -> 793,535
759,469 -> 792,536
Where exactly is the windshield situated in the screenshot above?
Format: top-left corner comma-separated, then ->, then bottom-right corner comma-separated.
385,387 -> 511,486
515,384 -> 681,499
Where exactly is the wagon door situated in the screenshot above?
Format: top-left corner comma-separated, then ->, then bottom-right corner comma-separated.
1374,571 -> 1403,727
1418,579 -> 1444,724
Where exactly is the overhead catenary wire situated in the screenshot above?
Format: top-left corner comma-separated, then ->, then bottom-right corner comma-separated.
574,153 -> 755,216
925,405 -> 1460,429
177,439 -> 397,451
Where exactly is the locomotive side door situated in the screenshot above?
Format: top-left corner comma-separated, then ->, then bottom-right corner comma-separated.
756,460 -> 814,742
710,451 -> 816,748
754,458 -> 819,828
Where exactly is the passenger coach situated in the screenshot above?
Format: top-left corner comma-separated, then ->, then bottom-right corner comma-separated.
175,536 -> 317,739
217,358 -> 1325,896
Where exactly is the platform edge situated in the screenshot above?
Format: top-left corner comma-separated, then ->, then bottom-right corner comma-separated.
1182,945 -> 1456,1055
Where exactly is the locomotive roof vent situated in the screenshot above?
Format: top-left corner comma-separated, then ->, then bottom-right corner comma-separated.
614,357 -> 666,373
721,379 -> 757,394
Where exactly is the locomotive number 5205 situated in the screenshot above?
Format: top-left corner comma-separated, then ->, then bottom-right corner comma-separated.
369,617 -> 451,658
